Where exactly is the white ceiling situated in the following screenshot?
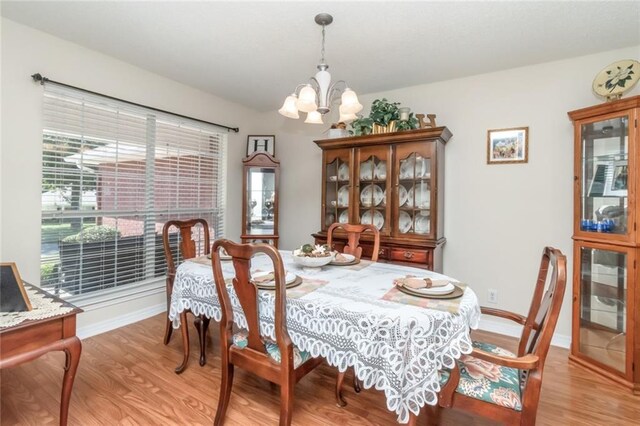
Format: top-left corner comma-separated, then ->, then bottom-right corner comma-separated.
2,1 -> 639,112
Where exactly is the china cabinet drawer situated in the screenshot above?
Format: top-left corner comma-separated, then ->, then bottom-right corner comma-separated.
361,244 -> 389,260
389,248 -> 429,264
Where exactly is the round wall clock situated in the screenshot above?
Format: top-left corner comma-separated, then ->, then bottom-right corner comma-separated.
592,59 -> 640,101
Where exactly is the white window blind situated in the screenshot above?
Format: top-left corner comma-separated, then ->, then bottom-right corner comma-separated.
40,84 -> 227,299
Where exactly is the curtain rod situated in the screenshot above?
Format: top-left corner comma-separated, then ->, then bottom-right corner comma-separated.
31,73 -> 240,133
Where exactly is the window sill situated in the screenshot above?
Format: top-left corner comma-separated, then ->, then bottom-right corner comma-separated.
68,277 -> 166,312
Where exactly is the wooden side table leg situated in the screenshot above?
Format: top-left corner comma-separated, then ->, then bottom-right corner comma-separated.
60,337 -> 82,426
175,311 -> 190,374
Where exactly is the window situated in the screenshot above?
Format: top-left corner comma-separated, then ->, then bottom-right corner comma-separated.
40,84 -> 226,300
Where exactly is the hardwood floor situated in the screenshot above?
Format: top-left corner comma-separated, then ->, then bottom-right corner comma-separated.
2,314 -> 639,425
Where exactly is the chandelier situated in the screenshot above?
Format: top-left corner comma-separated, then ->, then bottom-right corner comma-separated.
278,13 -> 363,124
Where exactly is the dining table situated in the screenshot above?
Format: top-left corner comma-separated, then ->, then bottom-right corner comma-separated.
168,250 -> 481,424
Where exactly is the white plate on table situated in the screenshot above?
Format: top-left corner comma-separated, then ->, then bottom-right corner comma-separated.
338,163 -> 350,181
399,211 -> 412,234
337,185 -> 349,207
411,282 -> 455,295
360,184 -> 384,207
252,270 -> 297,285
361,210 -> 384,230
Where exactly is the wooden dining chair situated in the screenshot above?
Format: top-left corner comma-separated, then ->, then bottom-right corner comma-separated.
211,239 -> 324,426
424,246 -> 567,426
327,222 -> 380,262
329,223 -> 380,403
162,219 -> 211,373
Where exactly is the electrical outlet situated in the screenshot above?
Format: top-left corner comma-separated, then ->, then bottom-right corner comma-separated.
488,288 -> 498,304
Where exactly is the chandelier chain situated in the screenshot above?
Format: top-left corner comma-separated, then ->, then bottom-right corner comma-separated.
320,24 -> 326,64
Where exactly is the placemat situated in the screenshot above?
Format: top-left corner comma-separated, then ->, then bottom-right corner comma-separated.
381,282 -> 467,314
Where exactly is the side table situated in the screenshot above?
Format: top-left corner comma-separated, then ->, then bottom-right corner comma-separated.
0,283 -> 83,425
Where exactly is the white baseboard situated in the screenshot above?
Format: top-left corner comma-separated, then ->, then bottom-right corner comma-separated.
77,303 -> 166,340
478,317 -> 571,349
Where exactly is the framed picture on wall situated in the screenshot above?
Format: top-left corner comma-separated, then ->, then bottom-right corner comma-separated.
247,135 -> 275,157
487,127 -> 529,164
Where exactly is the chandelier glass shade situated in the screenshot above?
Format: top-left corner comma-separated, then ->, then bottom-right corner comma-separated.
278,13 -> 363,125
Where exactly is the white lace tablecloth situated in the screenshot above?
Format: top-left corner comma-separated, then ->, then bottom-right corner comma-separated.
169,251 -> 481,423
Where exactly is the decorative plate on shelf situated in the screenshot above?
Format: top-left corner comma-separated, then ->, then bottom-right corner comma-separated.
337,185 -> 349,207
374,161 -> 387,180
592,59 -> 640,100
339,210 -> 349,224
407,185 -> 430,209
360,184 -> 384,207
414,215 -> 430,234
399,211 -> 412,234
359,159 -> 374,181
416,156 -> 430,178
400,157 -> 415,179
398,185 -> 409,207
338,163 -> 350,181
361,210 -> 384,230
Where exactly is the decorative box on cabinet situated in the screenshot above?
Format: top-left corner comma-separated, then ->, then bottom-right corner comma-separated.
312,127 -> 451,272
568,96 -> 640,394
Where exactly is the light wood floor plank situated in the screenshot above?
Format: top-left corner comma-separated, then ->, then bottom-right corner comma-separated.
2,314 -> 639,425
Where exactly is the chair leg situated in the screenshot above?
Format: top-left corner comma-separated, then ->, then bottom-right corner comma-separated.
213,353 -> 234,426
335,371 -> 347,407
197,316 -> 210,366
163,317 -> 173,345
279,374 -> 295,426
174,311 -> 190,374
353,371 -> 361,393
425,405 -> 440,426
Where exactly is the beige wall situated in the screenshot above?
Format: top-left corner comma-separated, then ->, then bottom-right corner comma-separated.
264,45 -> 640,339
0,18 -> 258,330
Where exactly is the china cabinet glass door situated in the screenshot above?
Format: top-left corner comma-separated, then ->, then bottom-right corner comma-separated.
579,115 -> 631,237
323,150 -> 351,230
577,243 -> 630,375
393,143 -> 434,237
355,147 -> 391,235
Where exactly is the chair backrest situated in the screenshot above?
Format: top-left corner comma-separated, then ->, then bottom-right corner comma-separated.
517,246 -> 567,364
211,240 -> 294,368
326,223 -> 381,262
162,219 -> 210,275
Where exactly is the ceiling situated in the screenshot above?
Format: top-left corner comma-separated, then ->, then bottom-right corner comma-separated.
2,1 -> 639,112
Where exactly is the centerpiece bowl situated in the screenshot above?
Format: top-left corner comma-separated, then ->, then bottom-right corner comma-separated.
292,244 -> 334,271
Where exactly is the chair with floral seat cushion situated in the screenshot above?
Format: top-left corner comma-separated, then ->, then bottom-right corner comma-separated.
211,239 -> 324,426
430,247 -> 567,426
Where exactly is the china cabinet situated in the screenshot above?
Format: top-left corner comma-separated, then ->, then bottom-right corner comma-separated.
568,95 -> 640,394
241,152 -> 279,247
313,127 -> 451,271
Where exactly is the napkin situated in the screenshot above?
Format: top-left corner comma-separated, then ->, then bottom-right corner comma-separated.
252,272 -> 275,284
393,275 -> 450,289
